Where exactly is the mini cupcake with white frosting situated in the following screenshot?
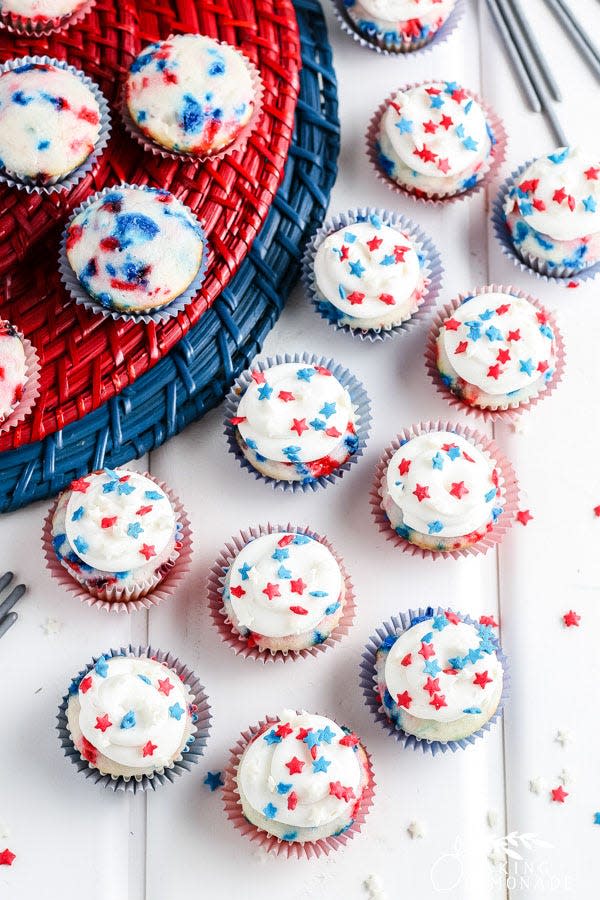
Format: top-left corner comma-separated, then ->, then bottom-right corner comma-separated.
47,467 -> 187,603
0,0 -> 94,34
304,208 -> 442,337
225,710 -> 373,850
362,607 -> 507,750
225,355 -> 370,489
370,81 -> 503,200
373,423 -> 519,556
502,147 -> 600,276
0,319 -> 40,435
61,648 -> 208,787
210,525 -> 354,659
124,34 -> 261,160
429,286 -> 563,414
344,0 -> 457,51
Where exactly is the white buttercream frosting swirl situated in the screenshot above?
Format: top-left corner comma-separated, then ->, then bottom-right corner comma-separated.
0,321 -> 27,422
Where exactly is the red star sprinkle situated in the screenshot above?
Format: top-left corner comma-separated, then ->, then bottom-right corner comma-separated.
285,756 -> 305,775
101,516 -> 118,529
497,349 -> 511,364
487,363 -> 502,380
290,578 -> 306,595
339,732 -> 360,748
278,391 -> 295,402
394,245 -> 410,262
519,179 -> 539,193
157,678 -> 174,696
451,87 -> 468,103
263,583 -> 281,601
396,690 -> 412,708
325,426 -> 342,438
537,360 -> 549,373
413,484 -> 430,502
142,741 -> 158,757
398,458 -> 411,476
594,505 -> 600,517
379,293 -> 395,305
418,641 -> 435,660
80,676 -> 92,694
450,481 -> 469,499
135,505 -> 153,516
70,477 -> 90,493
339,245 -> 349,261
366,235 -> 383,251
291,418 -> 309,436
424,676 -> 440,696
401,653 -> 412,666
423,119 -> 438,134
0,849 -> 16,866
251,370 -> 266,384
276,722 -> 293,738
563,610 -> 580,627
480,615 -> 499,628
289,605 -> 308,615
139,544 -> 156,560
230,416 -> 246,425
95,714 -> 112,732
507,329 -> 521,342
439,114 -> 453,130
516,509 -> 533,526
287,791 -> 298,810
536,310 -> 549,324
315,365 -> 332,376
278,535 -> 295,546
567,194 -> 576,211
229,585 -> 245,598
296,727 -> 311,741
425,87 -> 441,95
430,693 -> 447,710
455,341 -> 468,354
551,786 -> 568,803
473,671 -> 492,689
437,157 -> 450,174
347,291 -> 365,305
444,318 -> 460,331
584,166 -> 599,180
414,143 -> 437,163
445,611 -> 461,624
553,187 -> 567,204
532,198 -> 546,212
329,781 -> 355,802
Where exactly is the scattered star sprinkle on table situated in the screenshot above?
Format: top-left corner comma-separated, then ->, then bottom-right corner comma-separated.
407,820 -> 426,839
551,786 -> 569,803
487,810 -> 498,828
516,509 -> 534,526
0,848 -> 15,866
558,769 -> 573,787
363,874 -> 388,900
593,505 -> 600,518
562,610 -> 581,628
41,617 -> 63,636
203,771 -> 224,792
555,729 -> 573,747
488,846 -> 505,866
594,813 -> 600,826
0,823 -> 9,840
529,776 -> 546,795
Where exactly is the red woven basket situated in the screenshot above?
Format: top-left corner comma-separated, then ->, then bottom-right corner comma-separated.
0,0 -> 301,452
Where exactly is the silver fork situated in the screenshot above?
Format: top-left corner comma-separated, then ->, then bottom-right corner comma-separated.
0,572 -> 27,640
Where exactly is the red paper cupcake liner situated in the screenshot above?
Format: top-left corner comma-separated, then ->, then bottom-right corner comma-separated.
370,420 -> 519,560
222,713 -> 376,858
366,82 -> 507,206
207,522 -> 356,663
425,284 -> 566,422
120,39 -> 264,165
0,0 -> 95,35
42,474 -> 193,612
331,0 -> 464,55
0,326 -> 40,437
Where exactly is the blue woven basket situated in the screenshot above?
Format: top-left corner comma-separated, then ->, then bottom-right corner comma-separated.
0,0 -> 339,513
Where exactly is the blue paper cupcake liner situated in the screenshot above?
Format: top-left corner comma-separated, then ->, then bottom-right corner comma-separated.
0,55 -> 111,195
360,606 -> 510,755
58,183 -> 209,324
301,206 -> 443,342
331,0 -> 464,56
223,351 -> 372,493
57,644 -> 211,794
492,159 -> 600,285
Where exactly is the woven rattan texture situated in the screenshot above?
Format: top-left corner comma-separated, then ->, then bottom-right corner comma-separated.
0,0 -> 301,452
0,0 -> 339,513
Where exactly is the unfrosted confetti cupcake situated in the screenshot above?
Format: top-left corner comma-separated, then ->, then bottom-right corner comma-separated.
58,646 -> 210,791
344,0 -> 457,51
0,0 -> 94,34
372,422 -> 518,557
0,319 -> 40,435
225,354 -> 371,490
223,709 -> 374,853
427,285 -> 565,417
501,146 -> 600,276
361,607 -> 508,752
0,58 -> 110,193
369,80 -> 504,201
46,467 -> 189,606
303,207 -> 442,339
124,34 -> 262,160
62,184 -> 206,318
209,524 -> 355,660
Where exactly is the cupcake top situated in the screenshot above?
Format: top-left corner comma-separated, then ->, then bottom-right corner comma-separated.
70,655 -> 190,769
0,0 -> 82,19
0,62 -> 101,183
504,146 -> 600,241
383,611 -> 502,723
439,291 -> 556,395
225,532 -> 343,637
126,34 -> 256,156
381,81 -> 491,182
238,711 -> 363,831
314,215 -> 422,319
63,468 -> 175,572
386,431 -> 502,537
0,320 -> 27,422
354,0 -> 455,21
235,362 -> 355,464
65,184 -> 204,313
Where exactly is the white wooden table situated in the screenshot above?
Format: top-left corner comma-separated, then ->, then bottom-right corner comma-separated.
1,1 -> 599,897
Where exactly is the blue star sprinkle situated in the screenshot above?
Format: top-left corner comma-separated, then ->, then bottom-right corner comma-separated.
258,383 -> 273,400
120,710 -> 136,729
519,358 -> 534,375
169,702 -> 185,720
73,536 -> 89,555
396,116 -> 413,133
304,731 -> 320,750
446,446 -> 461,461
485,326 -> 503,342
203,771 -> 224,792
463,136 -> 478,151
432,452 -> 444,470
238,562 -> 252,581
277,782 -> 292,794
94,656 -> 109,678
263,729 -> 282,745
318,725 -> 336,744
423,659 -> 441,677
127,522 -> 143,539
272,547 -> 289,562
430,95 -> 444,109
320,402 -> 337,418
349,260 -> 366,278
312,756 -> 331,773
296,367 -> 316,381
144,490 -> 163,501
138,674 -> 151,685
277,565 -> 292,579
583,195 -> 597,212
117,481 -> 135,495
263,803 -> 278,819
428,520 -> 444,534
432,615 -> 449,631
71,506 -> 85,521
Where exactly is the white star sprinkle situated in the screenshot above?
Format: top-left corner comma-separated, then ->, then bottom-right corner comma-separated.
487,809 -> 498,828
529,776 -> 546,795
363,874 -> 388,900
510,416 -> 528,435
407,820 -> 426,839
488,846 -> 505,866
554,729 -> 573,747
558,768 -> 573,786
0,822 -> 9,840
42,617 -> 63,636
